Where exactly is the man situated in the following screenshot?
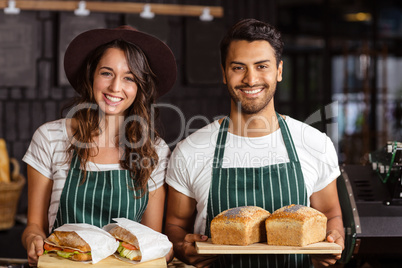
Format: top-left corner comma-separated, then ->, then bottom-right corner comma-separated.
165,18 -> 344,268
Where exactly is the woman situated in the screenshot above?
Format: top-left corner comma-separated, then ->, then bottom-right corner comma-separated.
21,25 -> 176,266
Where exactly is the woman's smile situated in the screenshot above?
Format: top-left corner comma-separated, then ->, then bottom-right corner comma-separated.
103,93 -> 123,106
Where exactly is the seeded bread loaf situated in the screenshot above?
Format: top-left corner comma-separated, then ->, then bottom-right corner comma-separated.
265,204 -> 327,247
211,206 -> 271,246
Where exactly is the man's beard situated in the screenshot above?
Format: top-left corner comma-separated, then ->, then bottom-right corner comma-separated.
228,83 -> 276,114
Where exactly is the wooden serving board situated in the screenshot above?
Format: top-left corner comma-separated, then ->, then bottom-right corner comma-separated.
196,239 -> 342,254
38,254 -> 167,267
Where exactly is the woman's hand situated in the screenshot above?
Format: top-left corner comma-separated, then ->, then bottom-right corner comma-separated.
165,246 -> 174,263
23,232 -> 46,267
22,166 -> 53,267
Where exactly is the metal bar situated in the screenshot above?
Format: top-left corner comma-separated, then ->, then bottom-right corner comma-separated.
341,168 -> 362,234
0,1 -> 224,17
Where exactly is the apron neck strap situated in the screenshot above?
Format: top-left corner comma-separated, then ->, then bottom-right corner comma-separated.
212,117 -> 230,168
212,113 -> 299,168
276,112 -> 299,162
70,150 -> 83,169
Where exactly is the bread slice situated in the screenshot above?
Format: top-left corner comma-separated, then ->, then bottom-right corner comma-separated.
265,204 -> 327,247
211,206 -> 271,246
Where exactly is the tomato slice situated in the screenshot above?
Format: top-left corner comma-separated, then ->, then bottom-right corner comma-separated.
63,248 -> 76,253
44,243 -> 62,252
121,242 -> 138,250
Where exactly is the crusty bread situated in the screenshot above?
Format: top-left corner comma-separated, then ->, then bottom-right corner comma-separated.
47,231 -> 91,252
108,226 -> 141,261
45,231 -> 92,261
71,253 -> 92,261
108,226 -> 140,250
211,206 -> 271,246
265,204 -> 327,247
0,139 -> 10,183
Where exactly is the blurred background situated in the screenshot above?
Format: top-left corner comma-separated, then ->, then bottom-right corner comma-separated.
0,0 -> 401,267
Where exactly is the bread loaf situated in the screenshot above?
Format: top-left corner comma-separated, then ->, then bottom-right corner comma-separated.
211,206 -> 271,246
265,204 -> 327,247
0,139 -> 10,183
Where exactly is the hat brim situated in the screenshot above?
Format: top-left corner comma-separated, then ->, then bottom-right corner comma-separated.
64,27 -> 177,97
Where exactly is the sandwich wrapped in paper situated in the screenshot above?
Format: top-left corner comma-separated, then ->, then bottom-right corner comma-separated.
104,218 -> 172,263
44,223 -> 119,264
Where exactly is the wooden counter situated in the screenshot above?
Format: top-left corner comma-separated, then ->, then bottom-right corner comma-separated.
38,254 -> 166,267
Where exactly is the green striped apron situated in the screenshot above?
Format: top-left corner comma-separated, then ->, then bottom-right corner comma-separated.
205,113 -> 312,268
53,153 -> 148,230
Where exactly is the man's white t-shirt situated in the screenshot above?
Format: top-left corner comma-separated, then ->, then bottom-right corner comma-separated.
23,118 -> 170,232
166,116 -> 340,235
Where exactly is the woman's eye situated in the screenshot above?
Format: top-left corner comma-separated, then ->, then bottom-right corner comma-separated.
100,71 -> 112,77
125,77 -> 135,82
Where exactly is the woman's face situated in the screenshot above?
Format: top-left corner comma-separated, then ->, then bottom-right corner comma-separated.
92,47 -> 138,117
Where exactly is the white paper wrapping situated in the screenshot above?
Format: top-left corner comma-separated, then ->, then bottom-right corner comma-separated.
103,218 -> 172,263
54,223 -> 119,264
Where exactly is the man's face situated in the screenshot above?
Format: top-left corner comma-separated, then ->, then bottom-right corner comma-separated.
222,40 -> 283,115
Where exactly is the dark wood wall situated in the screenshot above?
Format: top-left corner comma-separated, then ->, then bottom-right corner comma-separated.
0,0 -> 278,217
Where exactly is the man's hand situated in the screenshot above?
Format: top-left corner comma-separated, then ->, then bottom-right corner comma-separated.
311,229 -> 345,267
310,180 -> 345,267
165,187 -> 218,267
174,234 -> 217,268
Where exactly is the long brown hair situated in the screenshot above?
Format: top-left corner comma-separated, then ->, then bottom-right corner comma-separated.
63,39 -> 159,198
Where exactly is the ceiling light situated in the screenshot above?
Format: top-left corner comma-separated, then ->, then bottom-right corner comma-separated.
344,12 -> 372,22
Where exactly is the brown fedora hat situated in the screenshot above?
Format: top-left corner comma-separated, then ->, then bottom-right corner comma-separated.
64,25 -> 177,97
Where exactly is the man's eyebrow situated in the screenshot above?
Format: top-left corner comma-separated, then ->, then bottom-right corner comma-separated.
255,60 -> 270,64
230,60 -> 271,65
230,61 -> 246,65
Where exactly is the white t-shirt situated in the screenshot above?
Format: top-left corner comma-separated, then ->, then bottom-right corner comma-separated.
166,116 -> 340,235
23,118 -> 170,232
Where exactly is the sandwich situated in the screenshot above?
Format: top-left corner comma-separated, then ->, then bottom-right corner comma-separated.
43,231 -> 92,261
108,226 -> 141,261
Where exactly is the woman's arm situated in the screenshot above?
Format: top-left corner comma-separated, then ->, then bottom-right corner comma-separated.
141,184 -> 166,232
21,165 -> 53,267
141,184 -> 174,262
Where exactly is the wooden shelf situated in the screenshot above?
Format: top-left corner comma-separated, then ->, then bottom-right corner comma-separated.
0,1 -> 224,17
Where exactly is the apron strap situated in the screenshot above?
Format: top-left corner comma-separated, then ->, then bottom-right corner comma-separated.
213,114 -> 300,168
70,151 -> 81,169
212,117 -> 230,168
276,112 -> 300,163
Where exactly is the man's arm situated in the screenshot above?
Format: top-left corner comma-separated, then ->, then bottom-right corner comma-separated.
310,179 -> 345,267
165,186 -> 217,267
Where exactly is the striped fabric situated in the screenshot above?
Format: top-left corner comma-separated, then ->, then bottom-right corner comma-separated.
53,153 -> 148,230
205,113 -> 312,268
23,118 -> 169,233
